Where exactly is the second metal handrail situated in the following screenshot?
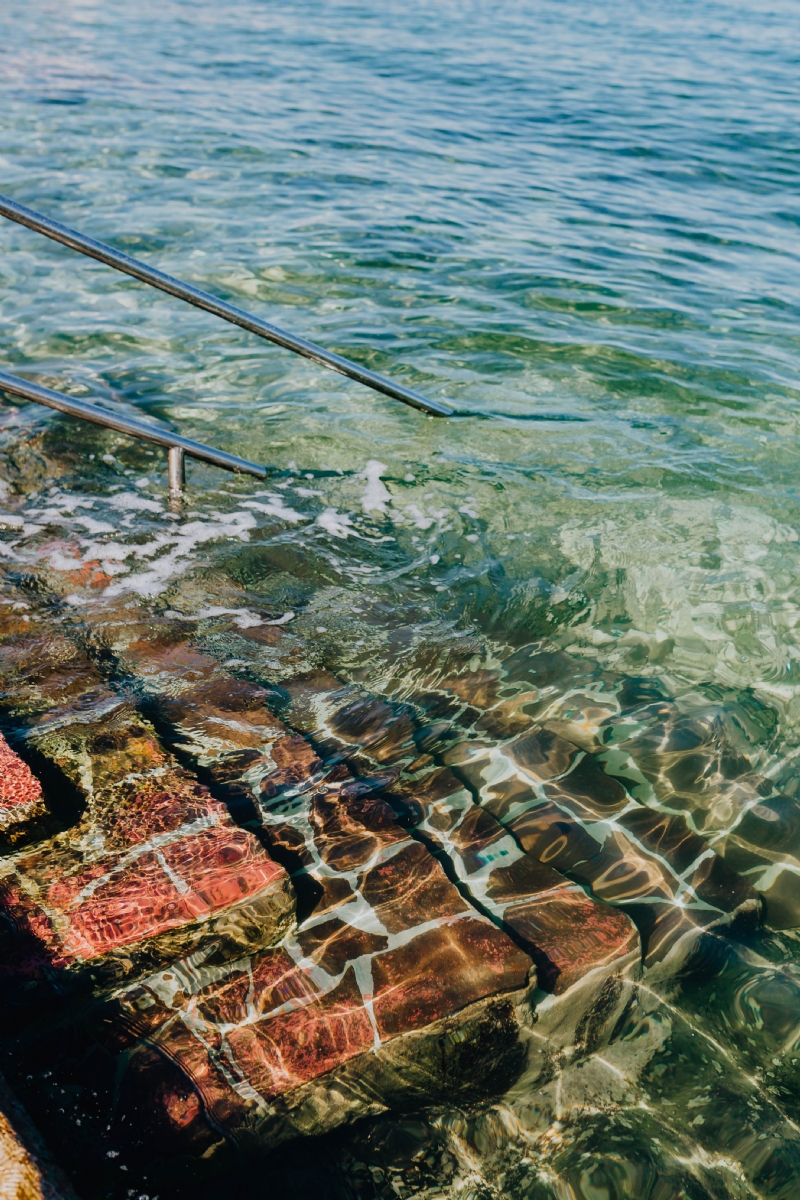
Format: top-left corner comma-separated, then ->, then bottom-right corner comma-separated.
0,369 -> 266,495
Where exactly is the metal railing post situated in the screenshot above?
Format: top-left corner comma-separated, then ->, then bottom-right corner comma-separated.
168,445 -> 186,497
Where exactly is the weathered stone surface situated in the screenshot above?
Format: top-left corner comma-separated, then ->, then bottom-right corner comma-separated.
8,781 -> 534,1178
272,676 -> 663,976
101,834 -> 532,1165
0,616 -> 106,725
382,658 -> 763,972
15,630 -> 634,1170
96,619 -> 324,817
115,906 -> 532,1144
107,631 -> 640,1000
0,608 -> 538,1169
0,602 -> 115,846
389,767 -> 639,993
0,732 -> 45,843
0,706 -> 294,1002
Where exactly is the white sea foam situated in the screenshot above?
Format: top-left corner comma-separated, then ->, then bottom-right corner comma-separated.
108,491 -> 163,513
29,493 -> 96,514
359,460 -> 391,516
102,511 -> 258,598
241,495 -> 306,523
317,508 -> 357,539
48,549 -> 88,573
165,606 -> 266,629
399,502 -> 449,531
402,504 -> 434,530
74,516 -> 117,535
264,611 -> 295,625
0,485 -> 282,602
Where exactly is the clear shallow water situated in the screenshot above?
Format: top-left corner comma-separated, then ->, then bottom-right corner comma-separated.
1,1 -> 800,1197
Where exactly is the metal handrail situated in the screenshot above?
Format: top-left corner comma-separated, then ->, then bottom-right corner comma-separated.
0,369 -> 266,493
0,194 -> 453,419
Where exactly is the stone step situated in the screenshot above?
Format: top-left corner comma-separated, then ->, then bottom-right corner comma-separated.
0,606 -> 539,1177
7,780 -> 536,1177
395,648 -> 794,935
97,619 -> 642,997
7,617 -> 640,1171
0,638 -> 294,1003
0,730 -> 46,845
364,657 -> 765,973
106,780 -> 535,1159
0,580 -> 778,1185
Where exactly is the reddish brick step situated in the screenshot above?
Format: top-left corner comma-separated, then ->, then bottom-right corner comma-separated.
58,783 -> 537,1167
0,731 -> 46,842
91,625 -> 643,995
0,706 -> 294,1002
4,782 -> 536,1180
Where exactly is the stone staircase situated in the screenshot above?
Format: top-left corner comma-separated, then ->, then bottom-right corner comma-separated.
0,583 -> 788,1197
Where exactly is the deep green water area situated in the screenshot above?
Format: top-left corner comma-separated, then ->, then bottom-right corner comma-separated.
2,1 -> 800,1197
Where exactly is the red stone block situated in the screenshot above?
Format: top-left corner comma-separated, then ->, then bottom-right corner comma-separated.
0,714 -> 295,999
100,780 -> 534,1152
358,841 -> 469,933
503,890 -> 639,993
225,969 -> 376,1098
370,919 -> 532,1039
119,910 -> 531,1135
0,731 -> 45,838
36,825 -> 284,961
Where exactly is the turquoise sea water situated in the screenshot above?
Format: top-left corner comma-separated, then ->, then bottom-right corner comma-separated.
2,2 -> 800,1196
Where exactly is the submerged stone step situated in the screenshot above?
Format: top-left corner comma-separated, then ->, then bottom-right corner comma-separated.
0,590 -> 780,1188
387,765 -> 640,994
0,619 -> 637,1174
0,701 -> 294,1004
95,619 -> 643,998
368,656 -> 765,973
605,698 -> 800,931
274,667 -> 760,974
0,730 -> 46,844
7,781 -> 535,1182
0,613 -> 106,726
0,612 -> 537,1178
470,751 -> 760,970
108,782 -> 534,1157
